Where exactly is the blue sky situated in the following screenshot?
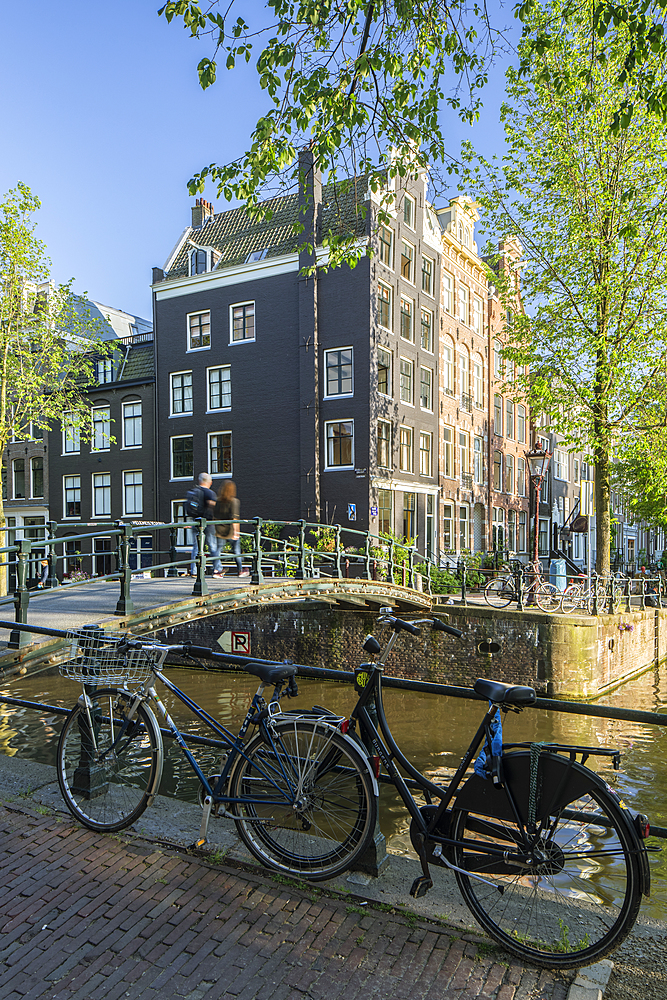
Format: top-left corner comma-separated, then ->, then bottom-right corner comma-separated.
1,1 -> 514,320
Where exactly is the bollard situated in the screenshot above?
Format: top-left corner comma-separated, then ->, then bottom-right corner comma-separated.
192,519 -> 208,597
115,522 -> 135,615
46,521 -> 60,589
167,526 -> 179,577
9,539 -> 32,649
251,517 -> 264,586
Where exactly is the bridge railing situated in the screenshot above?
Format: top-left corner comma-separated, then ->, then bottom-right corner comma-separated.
0,519 -> 436,647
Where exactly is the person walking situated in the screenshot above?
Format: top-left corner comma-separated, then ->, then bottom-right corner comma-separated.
213,481 -> 248,577
185,473 -> 220,575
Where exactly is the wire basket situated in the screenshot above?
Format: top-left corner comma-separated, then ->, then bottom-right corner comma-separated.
59,631 -> 154,686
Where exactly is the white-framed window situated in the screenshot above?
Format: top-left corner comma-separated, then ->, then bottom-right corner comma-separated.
171,499 -> 188,546
31,457 -> 43,499
189,248 -> 208,276
494,339 -> 503,379
442,502 -> 454,550
554,449 -> 568,481
459,348 -> 470,406
459,505 -> 469,549
458,283 -> 469,324
517,404 -> 526,443
443,336 -> 455,395
170,372 -> 193,416
378,282 -> 393,330
573,458 -> 580,483
421,256 -> 434,295
207,366 -> 231,410
420,367 -> 433,411
420,308 -> 433,352
187,310 -> 211,351
230,301 -> 255,343
399,358 -> 413,404
399,426 -> 413,473
97,358 -> 113,384
508,509 -> 517,551
492,506 -> 505,548
459,430 -> 470,478
474,436 -> 483,484
122,401 -> 142,448
519,511 -> 527,552
378,347 -> 392,396
377,420 -> 392,469
171,435 -> 194,480
123,471 -> 143,517
325,347 -> 354,397
419,431 -> 432,477
505,453 -> 514,493
400,240 -> 415,283
91,406 -> 111,451
517,457 -> 526,496
379,225 -> 393,267
325,420 -> 354,469
538,518 -> 549,556
473,354 -> 484,408
378,488 -> 392,535
403,193 -> 416,228
209,431 -> 232,476
63,475 -> 81,519
61,410 -> 80,455
494,394 -> 503,436
403,491 -> 416,540
506,399 -> 514,439
13,459 -> 25,499
92,473 -> 111,518
443,426 -> 454,478
400,296 -> 414,341
473,296 -> 483,335
443,272 -> 453,314
493,450 -> 502,490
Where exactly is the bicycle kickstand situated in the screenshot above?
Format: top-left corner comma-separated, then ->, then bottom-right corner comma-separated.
409,832 -> 434,899
193,795 -> 213,849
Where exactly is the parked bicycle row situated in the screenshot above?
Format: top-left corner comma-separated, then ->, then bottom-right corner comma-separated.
0,614 -> 658,971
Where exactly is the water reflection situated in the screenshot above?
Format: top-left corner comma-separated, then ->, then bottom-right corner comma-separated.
1,662 -> 665,916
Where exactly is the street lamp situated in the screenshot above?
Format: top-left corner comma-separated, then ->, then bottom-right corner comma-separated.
525,444 -> 552,570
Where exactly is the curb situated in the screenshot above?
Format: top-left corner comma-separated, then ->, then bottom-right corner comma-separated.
567,960 -> 614,1000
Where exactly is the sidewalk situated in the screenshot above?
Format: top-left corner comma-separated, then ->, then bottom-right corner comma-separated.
0,760 -> 575,1000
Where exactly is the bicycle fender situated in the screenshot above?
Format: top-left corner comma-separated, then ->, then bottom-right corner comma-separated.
454,750 -> 650,896
269,719 -> 379,798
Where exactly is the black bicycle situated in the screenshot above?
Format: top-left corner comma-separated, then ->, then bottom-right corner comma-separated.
347,613 -> 654,969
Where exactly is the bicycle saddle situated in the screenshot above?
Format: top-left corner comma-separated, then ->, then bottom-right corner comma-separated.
244,660 -> 298,683
474,679 -> 536,706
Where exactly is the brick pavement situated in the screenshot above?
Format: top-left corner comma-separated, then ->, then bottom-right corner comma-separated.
0,801 -> 573,1000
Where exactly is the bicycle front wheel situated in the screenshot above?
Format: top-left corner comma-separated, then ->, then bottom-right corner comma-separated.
484,577 -> 515,608
229,719 -> 376,881
57,688 -> 163,832
450,785 -> 642,968
535,582 -> 561,613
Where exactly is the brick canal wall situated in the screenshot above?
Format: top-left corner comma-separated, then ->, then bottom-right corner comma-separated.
153,603 -> 667,700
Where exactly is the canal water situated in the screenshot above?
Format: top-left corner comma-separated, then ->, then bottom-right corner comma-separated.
1,661 -> 665,917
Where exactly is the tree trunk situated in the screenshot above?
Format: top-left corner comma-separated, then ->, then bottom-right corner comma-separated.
594,435 -> 611,576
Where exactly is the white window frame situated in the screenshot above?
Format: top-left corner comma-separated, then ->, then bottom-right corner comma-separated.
420,366 -> 433,411
399,357 -> 414,405
63,474 -> 81,520
421,255 -> 434,296
92,472 -> 111,519
378,347 -> 392,397
443,271 -> 453,314
325,420 -> 354,471
207,365 -> 232,412
443,426 -> 454,478
170,434 -> 194,481
324,347 -> 354,398
378,225 -> 394,268
122,401 -> 142,449
91,405 -> 111,452
554,449 -> 568,481
229,300 -> 256,344
399,296 -> 414,342
473,296 -> 483,335
442,502 -> 454,550
517,404 -> 526,443
517,457 -> 526,496
170,371 -> 193,417
403,193 -> 416,229
186,309 -> 211,352
505,453 -> 514,494
399,425 -> 414,473
400,240 -> 415,283
473,355 -> 484,409
377,420 -> 392,470
420,307 -> 433,353
419,431 -> 432,478
459,504 -> 470,550
474,436 -> 483,484
443,337 -> 455,395
123,470 -> 143,517
171,499 -> 188,547
208,431 -> 232,478
378,282 -> 393,331
458,283 -> 469,325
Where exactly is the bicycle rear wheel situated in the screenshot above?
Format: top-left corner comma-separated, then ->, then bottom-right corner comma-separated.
450,784 -> 642,968
229,719 -> 376,880
535,582 -> 561,612
57,688 -> 163,832
484,577 -> 515,608
561,584 -> 584,614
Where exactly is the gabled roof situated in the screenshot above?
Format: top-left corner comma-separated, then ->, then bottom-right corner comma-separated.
164,178 -> 369,280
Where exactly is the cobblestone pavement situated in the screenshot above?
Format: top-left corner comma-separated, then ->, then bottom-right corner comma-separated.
0,801 -> 573,1000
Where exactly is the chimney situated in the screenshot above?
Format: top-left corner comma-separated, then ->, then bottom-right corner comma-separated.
298,147 -> 322,268
152,267 -> 164,284
191,198 -> 214,228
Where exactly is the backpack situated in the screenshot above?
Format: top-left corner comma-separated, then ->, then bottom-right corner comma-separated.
185,486 -> 206,518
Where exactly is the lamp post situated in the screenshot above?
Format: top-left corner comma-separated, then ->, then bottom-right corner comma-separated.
526,444 -> 552,572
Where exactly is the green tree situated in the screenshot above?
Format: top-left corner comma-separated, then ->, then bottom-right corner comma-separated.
0,183 -> 109,587
464,0 -> 667,574
613,392 -> 667,532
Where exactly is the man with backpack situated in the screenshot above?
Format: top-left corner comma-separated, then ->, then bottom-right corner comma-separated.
185,473 -> 220,575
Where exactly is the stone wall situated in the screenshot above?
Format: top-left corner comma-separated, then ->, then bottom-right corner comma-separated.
153,602 -> 667,700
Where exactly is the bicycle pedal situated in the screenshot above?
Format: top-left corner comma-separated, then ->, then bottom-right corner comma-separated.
193,837 -> 208,849
409,876 -> 433,899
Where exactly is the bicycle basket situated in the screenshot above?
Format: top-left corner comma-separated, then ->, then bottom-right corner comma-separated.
59,632 -> 154,686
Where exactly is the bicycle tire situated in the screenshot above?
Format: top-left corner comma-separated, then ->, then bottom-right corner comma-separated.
450,779 -> 642,968
484,577 -> 515,608
535,582 -> 561,613
57,688 -> 163,832
561,583 -> 584,614
229,719 -> 377,881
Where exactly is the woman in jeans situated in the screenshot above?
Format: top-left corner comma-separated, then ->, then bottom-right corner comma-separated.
213,481 -> 248,577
